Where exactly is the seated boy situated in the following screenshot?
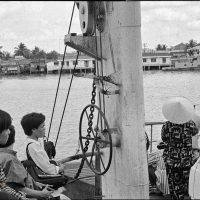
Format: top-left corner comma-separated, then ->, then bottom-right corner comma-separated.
21,112 -> 65,175
0,109 -> 54,199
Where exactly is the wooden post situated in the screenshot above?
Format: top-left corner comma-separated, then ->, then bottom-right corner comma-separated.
99,2 -> 148,199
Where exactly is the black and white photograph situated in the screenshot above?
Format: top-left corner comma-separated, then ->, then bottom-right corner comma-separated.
0,1 -> 200,199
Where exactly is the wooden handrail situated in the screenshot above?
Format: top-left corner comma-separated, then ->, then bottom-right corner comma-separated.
145,121 -> 164,152
145,121 -> 164,125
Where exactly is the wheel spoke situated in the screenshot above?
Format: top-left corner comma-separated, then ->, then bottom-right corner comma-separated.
80,104 -> 112,175
96,111 -> 100,129
90,141 -> 96,164
96,138 -> 111,144
97,147 -> 106,170
100,113 -> 103,131
81,136 -> 95,141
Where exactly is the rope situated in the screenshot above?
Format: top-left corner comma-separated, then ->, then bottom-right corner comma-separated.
54,51 -> 80,147
47,2 -> 76,141
93,1 -> 106,130
98,1 -> 106,124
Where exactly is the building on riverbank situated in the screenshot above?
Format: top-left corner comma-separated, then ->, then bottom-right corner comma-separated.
47,51 -> 173,73
46,52 -> 95,74
0,47 -> 193,76
0,57 -> 30,75
142,51 -> 172,70
29,59 -> 47,74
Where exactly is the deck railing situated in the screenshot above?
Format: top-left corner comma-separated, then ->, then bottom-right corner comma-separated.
145,121 -> 164,152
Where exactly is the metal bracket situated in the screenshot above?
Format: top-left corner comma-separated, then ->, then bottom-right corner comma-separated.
109,128 -> 121,147
74,71 -> 121,86
64,34 -> 106,60
94,75 -> 120,86
96,127 -> 121,148
95,80 -> 120,95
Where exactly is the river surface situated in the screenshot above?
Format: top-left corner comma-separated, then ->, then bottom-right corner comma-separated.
1,71 -> 200,160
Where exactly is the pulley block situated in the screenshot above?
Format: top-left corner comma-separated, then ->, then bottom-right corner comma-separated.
77,1 -> 96,35
76,1 -> 106,35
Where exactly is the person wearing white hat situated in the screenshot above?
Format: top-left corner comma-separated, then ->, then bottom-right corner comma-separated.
161,96 -> 198,200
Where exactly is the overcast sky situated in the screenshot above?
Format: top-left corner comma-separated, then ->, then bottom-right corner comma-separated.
1,1 -> 200,54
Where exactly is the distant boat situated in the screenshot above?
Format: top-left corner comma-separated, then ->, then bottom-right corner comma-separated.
162,66 -> 200,71
162,55 -> 200,71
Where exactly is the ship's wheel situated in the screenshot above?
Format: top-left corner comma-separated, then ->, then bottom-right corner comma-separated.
79,104 -> 112,175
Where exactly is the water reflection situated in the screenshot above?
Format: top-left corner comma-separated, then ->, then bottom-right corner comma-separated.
0,71 -> 200,159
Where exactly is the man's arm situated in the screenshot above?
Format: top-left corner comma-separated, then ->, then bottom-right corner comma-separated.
14,184 -> 54,199
28,143 -> 60,174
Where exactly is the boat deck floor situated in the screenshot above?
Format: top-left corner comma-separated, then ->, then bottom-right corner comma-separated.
64,161 -> 95,185
62,161 -> 190,199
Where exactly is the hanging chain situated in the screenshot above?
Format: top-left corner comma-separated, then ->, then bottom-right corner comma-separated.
74,58 -> 97,180
74,66 -> 97,179
74,3 -> 99,179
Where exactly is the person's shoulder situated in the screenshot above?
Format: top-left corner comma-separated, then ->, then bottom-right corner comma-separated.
162,121 -> 170,128
0,150 -> 16,159
28,141 -> 43,154
0,151 -> 22,167
27,141 -> 40,149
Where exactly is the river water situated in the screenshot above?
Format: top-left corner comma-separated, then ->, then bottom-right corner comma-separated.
1,71 -> 200,160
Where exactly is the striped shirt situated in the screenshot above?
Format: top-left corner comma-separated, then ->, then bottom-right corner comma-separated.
0,166 -> 29,200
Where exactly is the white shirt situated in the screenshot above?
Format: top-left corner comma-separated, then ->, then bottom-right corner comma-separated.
26,137 -> 59,175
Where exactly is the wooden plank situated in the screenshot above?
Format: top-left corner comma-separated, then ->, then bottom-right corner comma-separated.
63,161 -> 95,185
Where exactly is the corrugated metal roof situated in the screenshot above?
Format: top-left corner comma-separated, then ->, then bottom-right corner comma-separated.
142,52 -> 171,57
0,59 -> 30,66
58,53 -> 94,60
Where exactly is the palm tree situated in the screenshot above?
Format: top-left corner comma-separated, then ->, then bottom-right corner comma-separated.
38,50 -> 46,59
156,44 -> 162,51
186,39 -> 197,49
14,43 -> 31,58
3,51 -> 11,60
189,39 -> 197,48
0,52 -> 4,59
0,46 -> 4,59
46,50 -> 59,60
31,46 -> 40,59
186,39 -> 198,56
162,44 -> 167,50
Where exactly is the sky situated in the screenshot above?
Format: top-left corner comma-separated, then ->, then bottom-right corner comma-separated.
1,1 -> 200,54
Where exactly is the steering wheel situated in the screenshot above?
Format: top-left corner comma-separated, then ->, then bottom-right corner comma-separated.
79,104 -> 112,175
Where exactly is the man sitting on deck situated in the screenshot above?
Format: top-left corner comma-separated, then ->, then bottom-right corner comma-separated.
21,112 -> 65,175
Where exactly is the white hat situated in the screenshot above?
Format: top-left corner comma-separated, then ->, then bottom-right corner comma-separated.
162,96 -> 194,124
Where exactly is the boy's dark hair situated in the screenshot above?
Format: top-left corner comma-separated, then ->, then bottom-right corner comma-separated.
0,125 -> 15,148
0,109 -> 11,133
21,112 -> 45,136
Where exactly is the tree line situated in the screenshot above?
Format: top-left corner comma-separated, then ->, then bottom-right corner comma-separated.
155,39 -> 198,51
0,42 -> 60,60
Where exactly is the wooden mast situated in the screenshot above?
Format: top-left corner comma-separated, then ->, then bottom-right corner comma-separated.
100,2 -> 148,199
65,1 -> 148,199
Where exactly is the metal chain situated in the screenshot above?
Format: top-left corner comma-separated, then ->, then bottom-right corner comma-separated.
74,66 -> 97,179
74,1 -> 108,180
74,3 -> 98,178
